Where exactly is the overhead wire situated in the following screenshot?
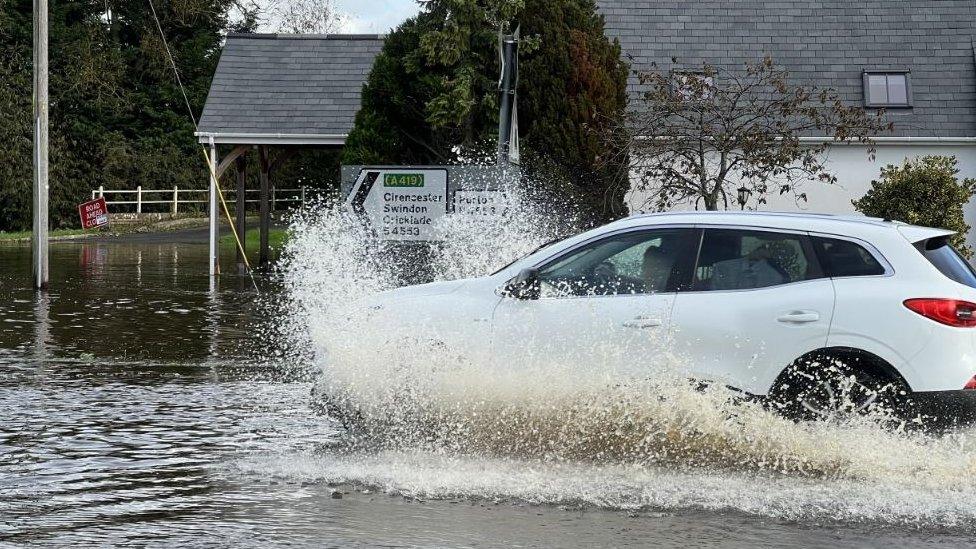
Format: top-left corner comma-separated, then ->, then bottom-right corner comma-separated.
146,0 -> 260,293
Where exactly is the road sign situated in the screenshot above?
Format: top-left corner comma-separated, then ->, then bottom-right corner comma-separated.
453,190 -> 509,217
78,197 -> 109,229
346,168 -> 448,241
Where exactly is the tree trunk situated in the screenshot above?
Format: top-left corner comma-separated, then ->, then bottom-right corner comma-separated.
703,194 -> 719,210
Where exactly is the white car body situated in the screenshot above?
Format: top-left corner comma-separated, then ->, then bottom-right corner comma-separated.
368,212 -> 976,413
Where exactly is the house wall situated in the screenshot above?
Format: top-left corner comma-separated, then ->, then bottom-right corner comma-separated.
628,143 -> 976,244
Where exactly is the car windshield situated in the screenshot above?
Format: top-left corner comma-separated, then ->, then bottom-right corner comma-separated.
918,237 -> 976,289
490,236 -> 566,275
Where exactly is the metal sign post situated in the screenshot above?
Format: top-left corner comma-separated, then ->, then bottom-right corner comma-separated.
32,0 -> 49,289
497,30 -> 519,167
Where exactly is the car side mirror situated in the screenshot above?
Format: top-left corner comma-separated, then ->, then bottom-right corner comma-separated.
503,268 -> 541,300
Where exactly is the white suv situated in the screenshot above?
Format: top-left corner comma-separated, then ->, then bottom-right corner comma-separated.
368,212 -> 976,423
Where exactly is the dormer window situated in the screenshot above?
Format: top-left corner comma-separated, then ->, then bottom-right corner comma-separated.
863,71 -> 911,108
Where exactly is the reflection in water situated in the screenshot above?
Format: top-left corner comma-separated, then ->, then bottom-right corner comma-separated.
1,241 -> 275,363
32,290 -> 50,365
207,278 -> 221,365
0,239 -> 329,545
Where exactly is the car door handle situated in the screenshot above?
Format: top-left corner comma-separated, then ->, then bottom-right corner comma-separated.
776,311 -> 820,324
622,317 -> 663,329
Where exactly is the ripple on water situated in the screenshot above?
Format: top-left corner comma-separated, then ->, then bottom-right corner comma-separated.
4,197 -> 976,545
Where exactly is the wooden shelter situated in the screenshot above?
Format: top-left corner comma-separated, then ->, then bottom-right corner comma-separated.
195,33 -> 384,274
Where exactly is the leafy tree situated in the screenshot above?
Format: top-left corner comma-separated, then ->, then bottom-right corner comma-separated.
0,0 -> 250,231
517,0 -> 629,221
612,57 -> 893,211
342,2 -> 516,164
341,15 -> 453,165
98,0 -> 242,195
0,54 -> 33,232
853,155 -> 975,258
343,0 -> 629,223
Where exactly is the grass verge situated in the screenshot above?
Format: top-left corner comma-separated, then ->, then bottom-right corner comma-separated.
0,228 -> 92,242
219,228 -> 288,257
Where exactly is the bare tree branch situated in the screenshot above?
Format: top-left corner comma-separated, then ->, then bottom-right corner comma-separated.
272,0 -> 345,34
606,57 -> 893,210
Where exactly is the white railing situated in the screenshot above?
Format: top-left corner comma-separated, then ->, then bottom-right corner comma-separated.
90,186 -> 307,214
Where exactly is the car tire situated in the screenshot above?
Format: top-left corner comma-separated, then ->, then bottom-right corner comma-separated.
770,354 -> 905,422
310,385 -> 362,429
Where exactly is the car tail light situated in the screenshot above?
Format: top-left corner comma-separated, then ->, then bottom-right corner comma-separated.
903,298 -> 976,327
965,376 -> 976,390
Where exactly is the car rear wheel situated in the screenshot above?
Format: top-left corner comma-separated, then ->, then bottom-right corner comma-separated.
771,356 -> 905,422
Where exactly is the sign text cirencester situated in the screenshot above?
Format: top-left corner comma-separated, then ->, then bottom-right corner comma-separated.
346,168 -> 448,241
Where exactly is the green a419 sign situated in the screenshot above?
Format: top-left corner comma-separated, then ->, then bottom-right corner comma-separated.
383,173 -> 425,188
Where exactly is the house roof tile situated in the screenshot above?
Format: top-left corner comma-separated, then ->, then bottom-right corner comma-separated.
197,33 -> 384,141
599,0 -> 976,136
199,4 -> 976,141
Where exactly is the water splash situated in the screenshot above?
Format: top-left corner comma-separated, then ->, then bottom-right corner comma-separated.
426,186 -> 578,281
275,188 -> 976,528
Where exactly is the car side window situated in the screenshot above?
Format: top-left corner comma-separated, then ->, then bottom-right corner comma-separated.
814,237 -> 885,277
693,229 -> 820,291
536,229 -> 696,297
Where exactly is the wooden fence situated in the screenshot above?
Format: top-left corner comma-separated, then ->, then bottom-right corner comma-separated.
90,186 -> 307,214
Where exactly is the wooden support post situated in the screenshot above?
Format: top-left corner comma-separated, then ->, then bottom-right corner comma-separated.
136,185 -> 142,214
235,155 -> 247,273
258,146 -> 271,269
172,186 -> 178,215
208,138 -> 219,277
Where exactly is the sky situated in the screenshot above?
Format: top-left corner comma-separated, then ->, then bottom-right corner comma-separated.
336,0 -> 421,33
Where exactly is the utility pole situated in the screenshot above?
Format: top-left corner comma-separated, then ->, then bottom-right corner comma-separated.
496,31 -> 519,166
32,0 -> 49,289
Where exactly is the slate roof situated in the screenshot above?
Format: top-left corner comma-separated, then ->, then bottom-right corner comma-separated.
198,4 -> 976,141
598,0 -> 976,137
196,34 -> 384,143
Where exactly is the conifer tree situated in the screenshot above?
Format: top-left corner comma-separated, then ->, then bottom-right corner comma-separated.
0,0 -> 251,230
343,0 -> 629,222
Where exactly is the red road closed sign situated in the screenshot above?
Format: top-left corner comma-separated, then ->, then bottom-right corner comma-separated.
78,197 -> 109,229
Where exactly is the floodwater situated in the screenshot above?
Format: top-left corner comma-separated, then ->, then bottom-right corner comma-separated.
1,234 -> 976,547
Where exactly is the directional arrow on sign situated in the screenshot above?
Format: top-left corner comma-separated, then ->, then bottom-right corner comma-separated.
346,170 -> 381,215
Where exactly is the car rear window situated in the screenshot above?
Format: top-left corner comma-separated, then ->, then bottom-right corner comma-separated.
813,237 -> 886,277
917,237 -> 976,289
